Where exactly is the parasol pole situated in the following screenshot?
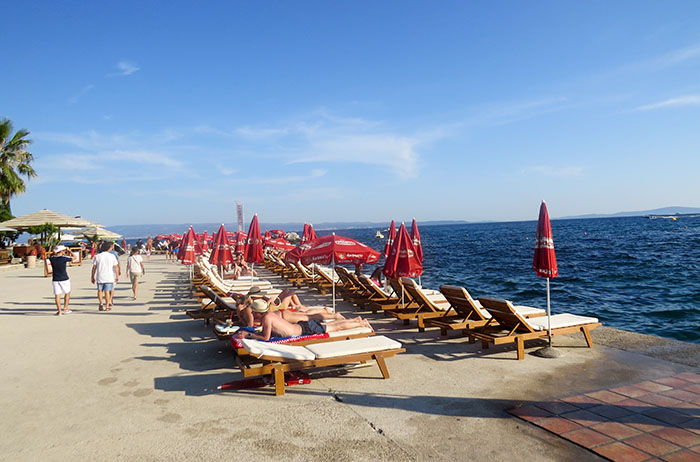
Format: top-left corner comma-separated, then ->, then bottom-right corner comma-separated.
332,256 -> 336,312
546,277 -> 552,347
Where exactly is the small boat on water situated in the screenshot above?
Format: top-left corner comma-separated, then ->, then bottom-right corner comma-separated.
375,230 -> 385,239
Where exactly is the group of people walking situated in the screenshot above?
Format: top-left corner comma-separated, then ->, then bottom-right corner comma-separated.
49,239 -> 146,315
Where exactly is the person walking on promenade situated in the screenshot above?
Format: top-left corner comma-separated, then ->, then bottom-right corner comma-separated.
108,242 -> 121,305
126,247 -> 145,300
145,236 -> 153,261
48,245 -> 73,315
91,241 -> 119,311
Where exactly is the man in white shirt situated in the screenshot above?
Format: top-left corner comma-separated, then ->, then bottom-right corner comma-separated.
91,242 -> 119,311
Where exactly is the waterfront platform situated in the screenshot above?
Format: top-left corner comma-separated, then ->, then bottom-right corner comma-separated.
0,255 -> 698,461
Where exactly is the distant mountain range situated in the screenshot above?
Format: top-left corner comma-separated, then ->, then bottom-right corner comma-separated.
558,206 -> 700,220
107,207 -> 700,239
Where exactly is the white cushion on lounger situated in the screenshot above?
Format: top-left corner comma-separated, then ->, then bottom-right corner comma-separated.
525,314 -> 599,331
306,336 -> 402,359
241,339 -> 316,361
513,305 -> 546,316
327,327 -> 373,338
475,302 -> 545,319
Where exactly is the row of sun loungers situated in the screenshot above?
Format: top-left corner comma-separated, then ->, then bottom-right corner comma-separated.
283,257 -> 601,361
179,254 -> 601,395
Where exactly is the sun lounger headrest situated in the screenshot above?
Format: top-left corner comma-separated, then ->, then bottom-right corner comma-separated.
326,326 -> 373,338
525,314 -> 599,331
305,336 -> 402,359
241,339 -> 316,360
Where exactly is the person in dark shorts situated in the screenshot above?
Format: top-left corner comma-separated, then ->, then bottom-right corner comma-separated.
298,319 -> 326,335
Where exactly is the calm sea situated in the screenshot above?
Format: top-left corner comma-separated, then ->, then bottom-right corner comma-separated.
333,216 -> 700,345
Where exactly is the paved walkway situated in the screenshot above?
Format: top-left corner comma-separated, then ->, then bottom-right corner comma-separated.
1,255 -> 699,461
511,374 -> 700,461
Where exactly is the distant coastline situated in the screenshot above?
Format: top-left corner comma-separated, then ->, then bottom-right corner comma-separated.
103,205 -> 700,239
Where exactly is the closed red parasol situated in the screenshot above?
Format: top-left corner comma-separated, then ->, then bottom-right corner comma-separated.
233,231 -> 247,255
244,215 -> 263,264
383,222 -> 423,279
178,227 -> 201,266
300,234 -> 380,309
209,224 -> 234,269
301,223 -> 310,244
383,220 -> 396,258
410,218 -> 423,263
243,215 -> 263,287
307,223 -> 317,241
533,200 -> 560,357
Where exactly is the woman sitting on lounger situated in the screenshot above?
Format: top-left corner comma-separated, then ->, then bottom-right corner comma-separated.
236,300 -> 372,341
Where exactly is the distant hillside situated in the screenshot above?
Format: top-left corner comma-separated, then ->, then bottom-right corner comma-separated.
107,207 -> 700,238
560,206 -> 700,220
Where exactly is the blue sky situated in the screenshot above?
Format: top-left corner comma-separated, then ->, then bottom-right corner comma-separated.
2,1 -> 700,226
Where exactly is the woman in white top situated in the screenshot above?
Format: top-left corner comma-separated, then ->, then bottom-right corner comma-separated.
126,247 -> 145,300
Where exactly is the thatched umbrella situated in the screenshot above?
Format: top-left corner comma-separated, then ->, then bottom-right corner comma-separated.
0,209 -> 101,232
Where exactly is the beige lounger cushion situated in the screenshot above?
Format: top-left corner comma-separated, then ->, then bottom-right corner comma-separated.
305,336 -> 402,359
475,302 -> 545,319
525,314 -> 599,331
327,326 -> 373,338
241,339 -> 316,361
513,305 -> 546,316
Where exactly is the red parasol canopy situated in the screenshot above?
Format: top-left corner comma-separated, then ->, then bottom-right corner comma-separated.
383,223 -> 423,279
410,218 -> 423,263
533,201 -> 558,278
383,220 -> 396,258
264,237 -> 295,251
301,223 -> 310,244
178,227 -> 202,265
209,224 -> 234,267
300,234 -> 380,266
243,215 -> 263,264
284,243 -> 310,264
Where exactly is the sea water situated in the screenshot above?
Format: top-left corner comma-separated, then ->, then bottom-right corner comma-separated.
335,216 -> 700,345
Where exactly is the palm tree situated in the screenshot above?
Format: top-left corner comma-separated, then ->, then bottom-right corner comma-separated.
0,118 -> 37,215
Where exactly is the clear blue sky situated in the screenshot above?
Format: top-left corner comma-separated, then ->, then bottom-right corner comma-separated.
3,1 -> 700,226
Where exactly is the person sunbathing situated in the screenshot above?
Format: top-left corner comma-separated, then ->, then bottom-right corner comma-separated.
235,300 -> 372,341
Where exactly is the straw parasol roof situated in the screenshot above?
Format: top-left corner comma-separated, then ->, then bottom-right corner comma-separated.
0,225 -> 17,232
0,209 -> 102,231
74,226 -> 122,240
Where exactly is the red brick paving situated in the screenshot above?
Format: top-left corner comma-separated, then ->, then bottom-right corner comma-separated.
508,373 -> 700,461
561,427 -> 614,448
591,422 -> 643,439
534,400 -> 579,415
625,434 -> 681,456
661,449 -> 700,462
593,442 -> 653,462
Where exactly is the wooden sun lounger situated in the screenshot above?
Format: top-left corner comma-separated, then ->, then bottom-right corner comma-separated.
471,297 -> 601,360
333,267 -> 371,306
187,285 -> 236,326
236,336 -> 405,395
426,285 -> 546,336
390,277 -> 452,331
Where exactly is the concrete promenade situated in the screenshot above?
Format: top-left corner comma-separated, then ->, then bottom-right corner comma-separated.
0,255 -> 698,461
